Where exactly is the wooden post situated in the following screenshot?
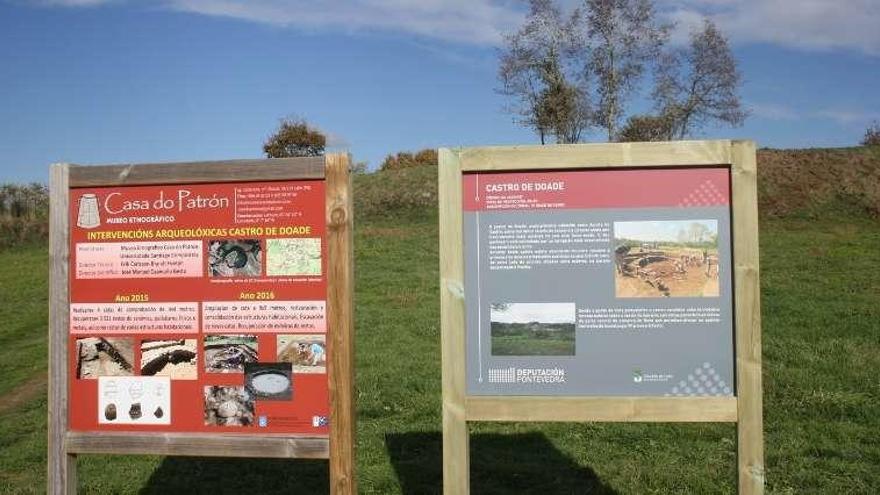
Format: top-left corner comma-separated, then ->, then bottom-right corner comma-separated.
326,153 -> 357,495
438,149 -> 470,495
48,163 -> 76,495
731,140 -> 765,494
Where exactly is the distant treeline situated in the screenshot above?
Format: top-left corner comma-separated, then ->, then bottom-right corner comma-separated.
0,183 -> 49,249
1,183 -> 48,219
614,238 -> 716,250
490,322 -> 575,339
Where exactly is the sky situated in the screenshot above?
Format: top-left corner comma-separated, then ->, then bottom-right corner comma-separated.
1,0 -> 878,183
614,220 -> 718,243
490,303 -> 576,324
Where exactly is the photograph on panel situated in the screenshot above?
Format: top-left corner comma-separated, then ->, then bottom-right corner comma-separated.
76,337 -> 135,379
203,386 -> 255,426
140,339 -> 198,379
490,302 -> 576,356
266,237 -> 322,276
245,362 -> 293,401
613,220 -> 720,298
276,334 -> 326,373
203,334 -> 258,373
208,239 -> 262,277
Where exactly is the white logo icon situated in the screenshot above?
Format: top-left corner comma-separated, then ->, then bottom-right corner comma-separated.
76,193 -> 101,228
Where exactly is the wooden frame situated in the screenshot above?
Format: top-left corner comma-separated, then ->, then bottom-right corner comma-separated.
48,154 -> 356,495
439,140 -> 763,494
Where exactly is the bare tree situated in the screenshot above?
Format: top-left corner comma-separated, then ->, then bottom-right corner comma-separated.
862,120 -> 880,146
498,0 -> 590,144
584,0 -> 669,141
652,19 -> 746,139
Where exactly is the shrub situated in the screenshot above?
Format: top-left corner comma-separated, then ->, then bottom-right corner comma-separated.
379,149 -> 437,171
354,164 -> 436,219
0,183 -> 50,249
617,114 -> 674,142
862,121 -> 880,146
0,183 -> 49,219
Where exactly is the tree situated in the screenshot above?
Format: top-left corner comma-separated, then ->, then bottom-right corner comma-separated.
652,19 -> 745,139
535,55 -> 591,143
617,113 -> 675,142
263,118 -> 326,158
351,161 -> 369,174
498,0 -> 590,144
687,222 -> 710,243
584,0 -> 670,141
380,149 -> 438,171
862,121 -> 880,146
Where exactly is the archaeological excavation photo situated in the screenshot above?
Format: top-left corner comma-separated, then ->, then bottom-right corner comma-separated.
75,337 -> 135,379
203,386 -> 255,426
208,239 -> 262,277
613,220 -> 721,298
245,362 -> 293,400
203,335 -> 258,373
140,339 -> 197,379
277,334 -> 326,373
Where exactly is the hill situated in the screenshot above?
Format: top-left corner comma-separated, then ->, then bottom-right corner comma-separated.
0,146 -> 878,493
758,146 -> 880,217
354,146 -> 880,220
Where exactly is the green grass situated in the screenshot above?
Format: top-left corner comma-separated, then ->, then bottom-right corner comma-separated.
0,245 -> 48,397
491,335 -> 575,356
1,205 -> 879,493
490,325 -> 576,356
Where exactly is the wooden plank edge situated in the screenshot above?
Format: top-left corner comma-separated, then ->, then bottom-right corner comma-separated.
438,148 -> 471,495
465,396 -> 738,423
457,140 -> 733,171
48,162 -> 75,495
325,152 -> 357,495
64,432 -> 330,459
69,157 -> 326,187
731,139 -> 765,495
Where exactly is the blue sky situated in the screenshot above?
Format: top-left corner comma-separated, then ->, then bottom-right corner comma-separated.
1,0 -> 878,183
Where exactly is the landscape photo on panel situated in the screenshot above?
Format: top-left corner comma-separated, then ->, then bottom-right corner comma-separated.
613,220 -> 720,298
490,302 -> 576,356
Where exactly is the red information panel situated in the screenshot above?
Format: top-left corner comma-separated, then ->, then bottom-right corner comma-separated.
68,181 -> 329,435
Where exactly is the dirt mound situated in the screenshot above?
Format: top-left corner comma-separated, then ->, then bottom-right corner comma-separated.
757,147 -> 880,217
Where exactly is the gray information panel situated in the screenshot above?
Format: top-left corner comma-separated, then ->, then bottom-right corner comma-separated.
462,167 -> 735,396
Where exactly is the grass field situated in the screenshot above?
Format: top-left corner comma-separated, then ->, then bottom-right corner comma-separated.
1,164 -> 879,493
490,323 -> 576,356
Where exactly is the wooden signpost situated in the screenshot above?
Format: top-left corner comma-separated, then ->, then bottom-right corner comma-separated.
48,155 -> 355,494
439,140 -> 763,494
